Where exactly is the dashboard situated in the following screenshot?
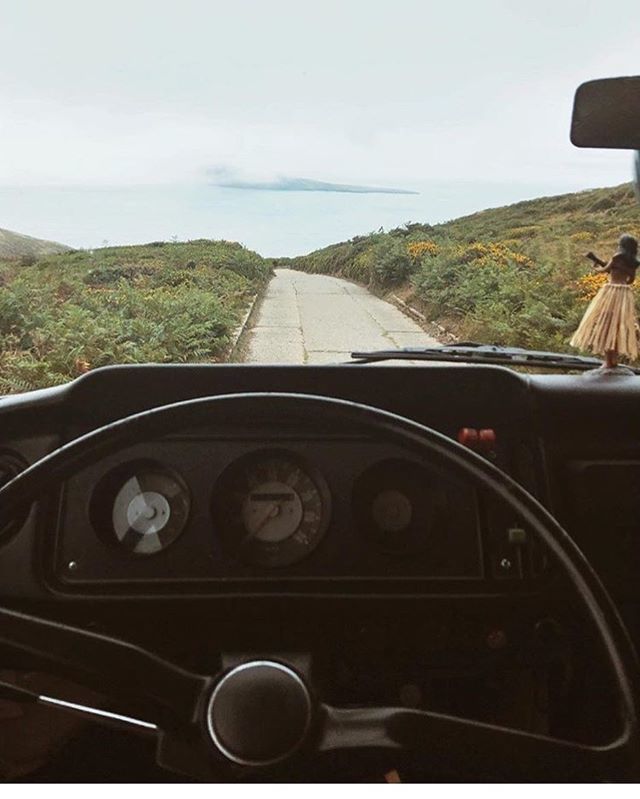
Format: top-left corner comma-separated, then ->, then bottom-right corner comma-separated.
1,362 -> 639,762
0,361 -> 638,612
0,363 -> 555,601
55,435 -> 484,590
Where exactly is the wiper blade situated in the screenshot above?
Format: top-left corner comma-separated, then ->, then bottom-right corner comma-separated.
350,342 -> 640,372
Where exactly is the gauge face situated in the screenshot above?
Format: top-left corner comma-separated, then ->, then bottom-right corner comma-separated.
353,459 -> 440,553
212,451 -> 330,568
371,488 -> 413,533
91,463 -> 190,556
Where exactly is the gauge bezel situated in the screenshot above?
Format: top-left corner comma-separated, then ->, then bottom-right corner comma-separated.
89,459 -> 191,557
352,458 -> 445,555
211,448 -> 332,569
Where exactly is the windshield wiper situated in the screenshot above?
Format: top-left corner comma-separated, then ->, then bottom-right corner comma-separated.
350,342 -> 640,373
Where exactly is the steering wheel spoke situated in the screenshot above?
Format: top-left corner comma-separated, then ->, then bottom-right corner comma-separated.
318,704 -> 631,780
0,605 -> 212,732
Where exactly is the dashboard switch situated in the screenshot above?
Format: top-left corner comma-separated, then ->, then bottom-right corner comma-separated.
457,428 -> 479,448
490,549 -> 523,580
458,427 -> 497,456
478,429 -> 497,453
508,527 -> 527,546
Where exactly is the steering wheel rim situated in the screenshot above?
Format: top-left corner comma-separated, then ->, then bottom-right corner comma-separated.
0,391 -> 638,781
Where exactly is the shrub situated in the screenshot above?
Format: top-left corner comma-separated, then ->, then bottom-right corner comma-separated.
84,265 -> 139,285
370,239 -> 414,286
407,241 -> 440,259
0,239 -> 270,393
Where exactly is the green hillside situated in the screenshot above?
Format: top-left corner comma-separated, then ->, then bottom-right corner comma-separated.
2,183 -> 639,395
281,183 -> 640,354
0,240 -> 270,393
0,227 -> 70,260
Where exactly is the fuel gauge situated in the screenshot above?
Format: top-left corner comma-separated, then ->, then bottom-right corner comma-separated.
91,462 -> 190,556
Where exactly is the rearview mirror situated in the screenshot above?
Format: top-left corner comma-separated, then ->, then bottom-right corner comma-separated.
571,76 -> 640,149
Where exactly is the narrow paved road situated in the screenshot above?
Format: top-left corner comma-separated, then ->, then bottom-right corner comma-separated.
242,268 -> 438,364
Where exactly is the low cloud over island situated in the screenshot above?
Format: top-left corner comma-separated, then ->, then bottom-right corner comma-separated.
207,168 -> 418,195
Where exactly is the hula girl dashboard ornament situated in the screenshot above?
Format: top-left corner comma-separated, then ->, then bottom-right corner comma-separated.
570,234 -> 640,369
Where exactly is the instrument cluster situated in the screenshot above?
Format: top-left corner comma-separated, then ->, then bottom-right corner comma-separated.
52,436 -> 483,591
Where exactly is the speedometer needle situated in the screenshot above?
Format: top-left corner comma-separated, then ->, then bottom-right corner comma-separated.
243,501 -> 281,544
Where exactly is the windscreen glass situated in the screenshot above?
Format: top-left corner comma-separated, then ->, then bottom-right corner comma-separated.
0,1 -> 638,389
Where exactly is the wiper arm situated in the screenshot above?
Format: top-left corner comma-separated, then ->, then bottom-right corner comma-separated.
350,343 -> 640,373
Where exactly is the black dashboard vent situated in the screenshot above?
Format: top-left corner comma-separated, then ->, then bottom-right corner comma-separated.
0,450 -> 29,542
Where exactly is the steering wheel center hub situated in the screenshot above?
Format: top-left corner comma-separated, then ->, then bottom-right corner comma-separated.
206,660 -> 312,767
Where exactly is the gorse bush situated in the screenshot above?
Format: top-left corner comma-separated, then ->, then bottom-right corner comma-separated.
370,238 -> 413,285
281,183 -> 640,357
407,240 -> 440,259
0,239 -> 271,394
412,248 -> 581,351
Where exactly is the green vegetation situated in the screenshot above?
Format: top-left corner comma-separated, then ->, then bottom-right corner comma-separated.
280,183 -> 640,355
0,240 -> 271,393
2,182 -> 639,394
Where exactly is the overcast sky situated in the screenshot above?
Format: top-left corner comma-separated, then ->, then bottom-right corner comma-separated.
1,0 -> 638,188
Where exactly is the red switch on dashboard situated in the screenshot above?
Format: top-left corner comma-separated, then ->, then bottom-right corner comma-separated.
478,428 -> 496,453
457,427 -> 496,454
457,428 -> 479,447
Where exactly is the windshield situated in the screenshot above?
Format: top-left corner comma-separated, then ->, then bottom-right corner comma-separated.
1,0 -> 638,390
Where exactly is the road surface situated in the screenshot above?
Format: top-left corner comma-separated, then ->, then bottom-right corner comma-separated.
241,268 -> 438,364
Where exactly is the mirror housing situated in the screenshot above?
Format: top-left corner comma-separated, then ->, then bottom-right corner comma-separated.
571,76 -> 640,149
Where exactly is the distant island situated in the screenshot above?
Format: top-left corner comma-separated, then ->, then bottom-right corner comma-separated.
208,173 -> 419,195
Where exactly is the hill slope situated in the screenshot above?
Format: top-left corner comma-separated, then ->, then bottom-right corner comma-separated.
0,227 -> 70,259
281,183 -> 640,355
0,239 -> 271,393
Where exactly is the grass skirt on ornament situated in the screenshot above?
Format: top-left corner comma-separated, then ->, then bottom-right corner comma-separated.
570,283 -> 638,360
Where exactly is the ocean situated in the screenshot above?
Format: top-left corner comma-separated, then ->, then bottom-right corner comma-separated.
0,179 -> 595,258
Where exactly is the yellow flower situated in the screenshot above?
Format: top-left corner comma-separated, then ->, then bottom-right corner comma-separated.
456,241 -> 532,268
571,231 -> 594,243
575,273 -> 607,300
407,240 -> 440,259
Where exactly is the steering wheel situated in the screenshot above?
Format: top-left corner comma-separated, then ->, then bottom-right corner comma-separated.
0,392 -> 638,781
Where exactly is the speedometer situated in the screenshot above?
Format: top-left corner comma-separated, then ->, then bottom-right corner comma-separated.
212,450 -> 331,568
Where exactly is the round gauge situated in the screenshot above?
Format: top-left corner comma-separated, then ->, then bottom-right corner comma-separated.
353,459 -> 441,553
91,462 -> 190,556
212,450 -> 331,568
371,488 -> 413,533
